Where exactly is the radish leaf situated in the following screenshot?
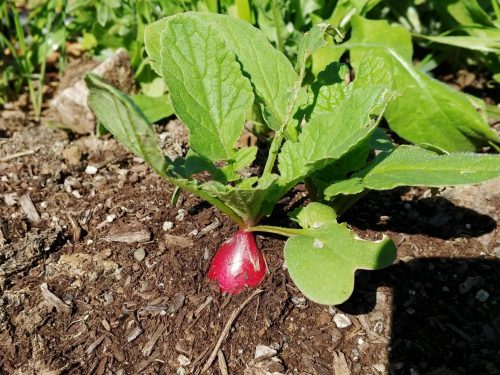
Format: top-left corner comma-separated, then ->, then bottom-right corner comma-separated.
347,16 -> 500,152
325,145 -> 500,198
146,13 -> 298,132
159,15 -> 254,162
285,218 -> 396,305
278,60 -> 393,185
85,74 -> 167,175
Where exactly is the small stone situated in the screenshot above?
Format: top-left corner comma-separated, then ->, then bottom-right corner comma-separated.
72,190 -> 82,198
3,193 -> 17,206
101,319 -> 111,331
333,313 -> 352,329
106,214 -> 116,223
134,248 -> 146,262
407,308 -> 416,314
291,296 -> 308,309
85,165 -> 98,175
254,345 -> 277,361
459,276 -> 484,294
62,145 -> 82,166
177,354 -> 191,367
163,221 -> 174,231
175,209 -> 186,221
475,289 -> 490,302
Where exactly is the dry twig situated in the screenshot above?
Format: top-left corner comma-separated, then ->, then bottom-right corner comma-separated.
40,283 -> 71,314
201,289 -> 263,373
0,148 -> 38,162
142,323 -> 166,357
19,194 -> 41,224
217,350 -> 228,375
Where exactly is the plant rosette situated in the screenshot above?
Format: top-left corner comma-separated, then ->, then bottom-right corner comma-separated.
85,12 -> 500,305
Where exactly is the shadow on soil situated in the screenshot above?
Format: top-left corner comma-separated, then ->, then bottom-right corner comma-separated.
341,258 -> 500,374
342,189 -> 496,239
338,189 -> 500,373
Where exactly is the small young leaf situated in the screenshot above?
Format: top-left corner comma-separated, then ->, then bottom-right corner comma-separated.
325,145 -> 500,198
159,15 -> 254,161
202,175 -> 281,223
292,202 -> 337,229
220,146 -> 258,182
85,74 -> 166,175
296,23 -> 331,74
285,221 -> 396,305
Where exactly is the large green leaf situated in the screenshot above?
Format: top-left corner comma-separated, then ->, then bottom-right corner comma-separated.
145,13 -> 298,132
325,145 -> 500,198
284,205 -> 396,305
347,16 -> 500,152
158,15 -> 254,161
278,58 -> 392,185
85,74 -> 166,175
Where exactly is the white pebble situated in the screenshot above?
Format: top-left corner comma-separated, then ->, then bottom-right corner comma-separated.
85,165 -> 98,175
475,289 -> 490,302
163,221 -> 174,231
175,209 -> 186,221
106,214 -> 116,223
72,190 -> 82,198
177,354 -> 191,366
133,248 -> 146,262
333,313 -> 352,329
254,344 -> 277,360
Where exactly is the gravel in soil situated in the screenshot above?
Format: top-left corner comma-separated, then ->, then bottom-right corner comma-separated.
1,111 -> 499,374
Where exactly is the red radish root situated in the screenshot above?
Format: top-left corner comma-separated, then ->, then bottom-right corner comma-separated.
208,230 -> 266,294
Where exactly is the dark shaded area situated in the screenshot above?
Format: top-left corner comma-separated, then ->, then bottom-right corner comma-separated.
342,258 -> 500,374
343,188 -> 496,239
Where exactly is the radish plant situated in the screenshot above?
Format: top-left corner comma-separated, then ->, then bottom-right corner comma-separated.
85,12 -> 500,305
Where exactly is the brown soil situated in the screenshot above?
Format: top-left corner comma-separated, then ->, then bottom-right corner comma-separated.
1,97 -> 499,374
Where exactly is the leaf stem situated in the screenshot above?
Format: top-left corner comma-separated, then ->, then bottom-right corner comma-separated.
247,225 -> 303,237
263,133 -> 283,175
157,170 -> 246,228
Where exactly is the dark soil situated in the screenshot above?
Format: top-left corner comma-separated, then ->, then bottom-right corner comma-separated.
1,85 -> 499,374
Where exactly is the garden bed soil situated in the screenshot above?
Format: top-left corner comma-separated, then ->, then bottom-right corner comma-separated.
1,95 -> 500,374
